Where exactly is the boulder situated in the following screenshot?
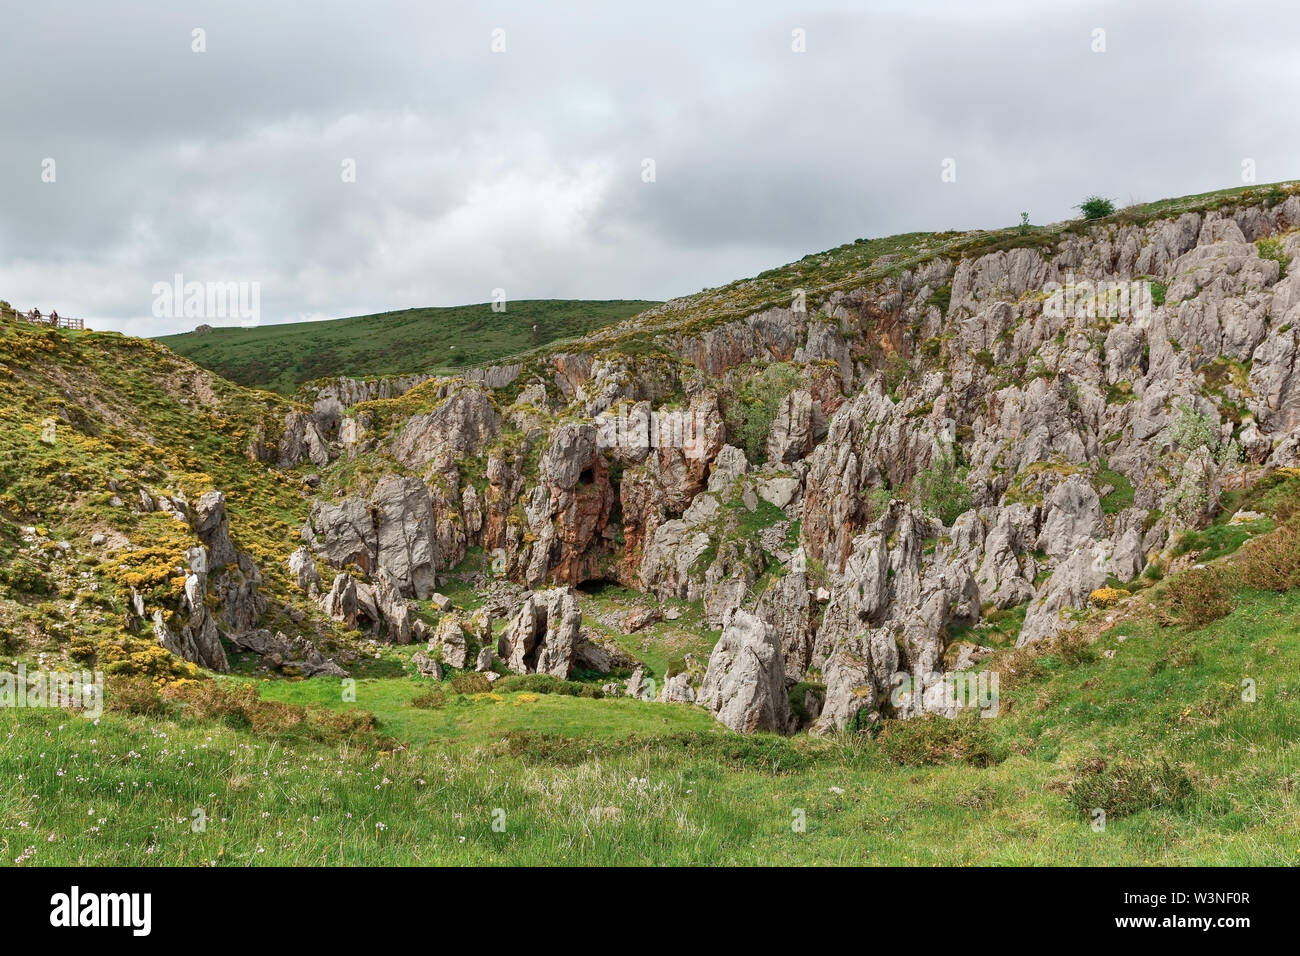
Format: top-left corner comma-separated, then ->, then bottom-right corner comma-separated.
412,651 -> 443,680
497,587 -> 582,678
228,629 -> 345,677
288,545 -> 321,597
430,615 -> 469,669
696,607 -> 788,734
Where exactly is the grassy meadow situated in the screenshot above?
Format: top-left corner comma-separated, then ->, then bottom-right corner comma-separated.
3,574 -> 1298,866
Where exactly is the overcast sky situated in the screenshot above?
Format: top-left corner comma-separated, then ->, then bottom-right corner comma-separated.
1,0 -> 1295,337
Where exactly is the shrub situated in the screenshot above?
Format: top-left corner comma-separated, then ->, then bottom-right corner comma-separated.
0,557 -> 51,595
723,362 -> 802,464
161,679 -> 384,745
105,674 -> 167,716
163,679 -> 259,727
882,352 -> 911,397
1236,520 -> 1300,592
1055,632 -> 1100,667
1168,399 -> 1217,455
410,687 -> 447,709
1065,755 -> 1194,819
1257,237 -> 1290,279
450,672 -> 493,694
1076,196 -> 1116,220
494,673 -> 603,698
1154,567 -> 1232,629
1237,468 -> 1300,522
97,637 -> 202,682
877,714 -> 1007,767
1088,586 -> 1129,608
912,445 -> 973,526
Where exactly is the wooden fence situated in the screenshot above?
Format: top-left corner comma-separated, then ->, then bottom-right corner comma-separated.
0,306 -> 86,330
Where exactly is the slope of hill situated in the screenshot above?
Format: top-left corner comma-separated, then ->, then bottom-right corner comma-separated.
156,299 -> 659,395
5,179 -> 1300,864
580,180 -> 1300,353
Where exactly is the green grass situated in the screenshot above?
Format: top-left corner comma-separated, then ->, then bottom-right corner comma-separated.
253,676 -> 717,746
5,576 -> 1299,865
1098,468 -> 1135,514
157,299 -> 659,395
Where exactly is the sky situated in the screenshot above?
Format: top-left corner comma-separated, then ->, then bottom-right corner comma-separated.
1,0 -> 1296,337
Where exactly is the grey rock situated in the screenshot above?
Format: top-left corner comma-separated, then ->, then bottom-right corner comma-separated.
697,607 -> 788,734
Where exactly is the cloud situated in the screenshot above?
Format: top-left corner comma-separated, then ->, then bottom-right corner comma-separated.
1,0 -> 1298,336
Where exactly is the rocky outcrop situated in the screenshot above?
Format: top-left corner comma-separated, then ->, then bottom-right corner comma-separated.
429,615 -> 469,669
517,424 -> 616,587
659,672 -> 696,704
573,628 -> 639,673
153,563 -> 228,673
225,193 -> 1300,710
371,568 -> 414,644
812,633 -> 896,735
288,545 -> 321,597
412,651 -> 443,679
1018,543 -> 1110,645
697,607 -> 788,734
766,389 -> 828,464
304,476 -> 437,599
149,490 -> 277,672
497,587 -> 582,678
277,410 -> 331,468
391,384 -> 500,473
228,629 -> 345,677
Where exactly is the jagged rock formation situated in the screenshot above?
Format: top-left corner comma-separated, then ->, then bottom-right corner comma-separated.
697,607 -> 788,733
241,189 -> 1300,730
142,490 -> 271,673
497,587 -> 582,677
304,475 -> 437,599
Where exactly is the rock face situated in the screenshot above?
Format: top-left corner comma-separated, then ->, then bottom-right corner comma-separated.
205,193 -> 1300,722
153,569 -> 228,674
304,476 -> 437,599
370,477 -> 439,599
497,587 -> 582,678
517,423 -> 616,587
1018,543 -> 1110,645
148,490 -> 277,673
697,608 -> 788,734
766,389 -> 827,463
812,632 -> 899,735
391,384 -> 501,472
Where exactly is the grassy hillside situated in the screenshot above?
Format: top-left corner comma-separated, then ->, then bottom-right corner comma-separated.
5,181 -> 1300,866
0,320 -> 325,674
5,548 -> 1298,864
156,299 -> 659,395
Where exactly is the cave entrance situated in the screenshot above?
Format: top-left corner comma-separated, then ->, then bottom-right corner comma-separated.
575,577 -> 622,598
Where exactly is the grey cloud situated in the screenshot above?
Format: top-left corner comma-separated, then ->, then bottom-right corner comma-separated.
1,0 -> 1298,337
